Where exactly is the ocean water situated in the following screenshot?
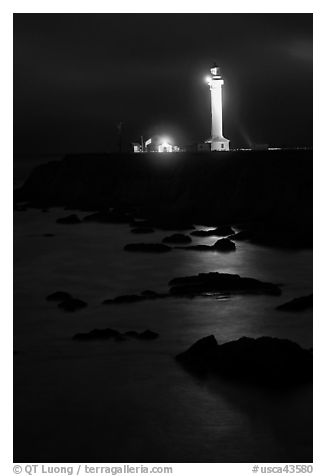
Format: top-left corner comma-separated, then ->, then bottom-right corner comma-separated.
14,207 -> 313,462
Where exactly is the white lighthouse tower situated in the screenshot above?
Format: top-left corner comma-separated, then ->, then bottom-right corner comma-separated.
207,64 -> 230,151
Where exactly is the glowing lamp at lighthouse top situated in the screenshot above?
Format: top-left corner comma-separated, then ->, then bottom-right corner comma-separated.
210,66 -> 221,76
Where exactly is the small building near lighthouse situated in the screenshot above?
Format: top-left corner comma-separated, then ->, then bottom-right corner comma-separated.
132,135 -> 179,153
145,136 -> 179,152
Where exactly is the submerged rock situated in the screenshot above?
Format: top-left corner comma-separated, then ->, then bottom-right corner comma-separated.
176,335 -> 312,386
162,233 -> 192,244
46,291 -> 72,302
169,271 -> 281,296
124,243 -> 172,253
58,298 -> 88,311
276,294 -> 313,312
56,214 -> 81,224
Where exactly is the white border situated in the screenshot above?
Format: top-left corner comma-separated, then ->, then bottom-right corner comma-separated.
2,2 -> 323,475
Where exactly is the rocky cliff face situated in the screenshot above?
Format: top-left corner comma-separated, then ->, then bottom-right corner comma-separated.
14,149 -> 312,234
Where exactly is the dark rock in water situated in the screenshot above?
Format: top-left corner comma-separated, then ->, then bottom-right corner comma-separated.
162,233 -> 192,244
83,210 -> 131,224
124,243 -> 171,253
73,327 -> 159,341
215,225 -> 235,236
58,298 -> 88,311
176,335 -> 218,369
46,291 -> 72,302
103,294 -> 146,305
130,227 -> 155,234
73,328 -> 121,340
103,290 -> 167,304
169,271 -> 281,296
47,291 -> 88,311
124,330 -> 140,338
138,329 -> 159,340
43,233 -> 55,237
276,294 -> 313,312
177,238 -> 236,252
114,334 -> 127,342
176,335 -> 312,386
191,226 -> 235,237
213,238 -> 236,251
56,214 -> 81,224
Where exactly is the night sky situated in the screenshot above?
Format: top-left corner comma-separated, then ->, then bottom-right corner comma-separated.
13,13 -> 312,154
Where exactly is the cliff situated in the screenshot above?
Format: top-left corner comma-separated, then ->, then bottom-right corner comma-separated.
14,150 -> 312,243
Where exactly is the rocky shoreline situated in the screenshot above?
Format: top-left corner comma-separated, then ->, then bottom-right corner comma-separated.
14,149 -> 312,249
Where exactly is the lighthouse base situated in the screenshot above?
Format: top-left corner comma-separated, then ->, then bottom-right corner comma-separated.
210,137 -> 230,151
205,137 -> 230,151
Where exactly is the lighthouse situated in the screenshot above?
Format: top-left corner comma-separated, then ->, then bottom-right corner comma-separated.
207,64 -> 230,151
